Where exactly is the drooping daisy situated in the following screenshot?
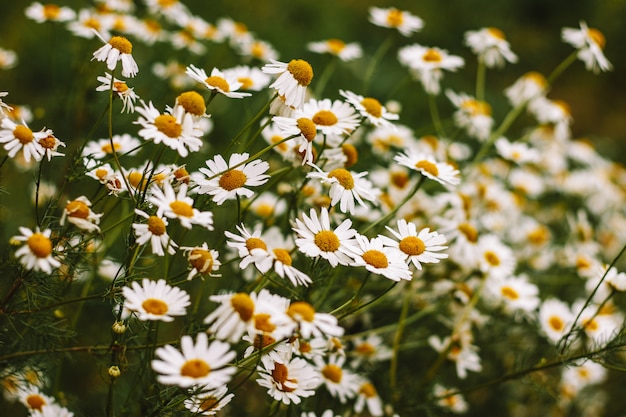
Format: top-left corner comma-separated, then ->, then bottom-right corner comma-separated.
446,90 -> 493,141
339,90 -> 399,127
256,352 -> 321,405
25,3 -> 76,23
300,98 -> 360,139
132,209 -> 177,256
293,207 -> 358,267
381,219 -> 448,270
527,96 -> 572,142
351,234 -> 412,281
307,166 -> 380,215
151,333 -> 236,388
394,150 -> 460,186
182,243 -> 221,280
504,71 -> 548,107
92,31 -> 138,77
262,59 -> 314,109
184,385 -> 234,416
186,65 -> 251,99
368,7 -> 424,37
82,134 -> 141,159
313,354 -> 361,404
272,114 -> 318,165
61,196 -> 102,233
398,44 -> 465,95
0,118 -> 47,163
464,27 -> 518,68
195,153 -> 270,205
428,334 -> 482,379
12,227 -> 61,274
122,278 -> 190,322
307,39 -> 362,62
96,73 -> 139,113
286,301 -> 344,339
562,21 -> 612,73
149,181 -> 213,230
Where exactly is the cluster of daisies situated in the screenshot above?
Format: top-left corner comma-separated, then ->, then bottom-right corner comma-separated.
2,1 -> 624,417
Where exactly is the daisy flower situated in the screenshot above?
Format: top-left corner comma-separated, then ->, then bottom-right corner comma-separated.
464,27 -> 518,68
132,209 -> 177,256
381,219 -> 448,270
300,98 -> 360,139
184,385 -> 234,416
0,119 -> 47,163
307,166 -> 380,215
351,235 -> 412,281
82,134 -> 141,159
446,90 -> 493,141
0,91 -> 12,117
12,227 -> 61,274
171,90 -> 209,120
67,9 -> 111,39
349,334 -> 392,368
96,73 -> 139,113
31,404 -> 75,417
37,130 -> 65,161
562,21 -> 612,73
224,223 -> 271,272
0,48 -> 18,70
494,137 -> 540,164
527,96 -> 572,142
25,3 -> 76,23
204,292 -> 257,343
398,44 -> 465,95
368,7 -> 423,37
256,353 -> 321,405
245,289 -> 295,341
307,39 -> 362,62
292,207 -> 359,267
538,298 -> 574,344
433,384 -> 469,414
313,354 -> 361,403
223,65 -> 272,92
286,301 -> 344,339
92,31 -> 138,77
272,114 -> 318,165
182,243 -> 221,280
394,150 -> 460,186
149,181 -> 213,230
262,59 -> 314,109
504,71 -> 548,107
236,38 -> 280,62
186,65 -> 251,99
61,196 -> 102,233
151,333 -> 236,389
340,90 -> 399,127
354,381 -> 383,417
487,275 -> 540,315
267,246 -> 312,287
122,278 -> 190,322
477,234 -> 516,279
135,100 -> 203,158
196,153 -> 270,205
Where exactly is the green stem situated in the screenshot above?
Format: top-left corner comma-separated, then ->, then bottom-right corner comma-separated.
223,93 -> 277,155
472,101 -> 527,163
547,50 -> 579,86
390,280 -> 413,395
314,57 -> 338,97
428,93 -> 446,138
363,34 -> 394,94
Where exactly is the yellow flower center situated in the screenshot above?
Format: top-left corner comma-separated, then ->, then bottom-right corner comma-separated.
587,28 -> 606,49
95,168 -> 109,180
524,71 -> 548,88
362,250 -> 389,269
251,42 -> 266,59
483,250 -> 501,266
554,100 -> 571,116
272,362 -> 296,392
314,230 -> 340,252
147,216 -> 166,236
174,166 -> 190,183
180,359 -> 211,378
272,248 -> 292,266
287,59 -> 314,86
145,18 -> 161,33
321,364 -> 343,383
359,382 -> 377,398
500,286 -> 519,300
296,117 -> 317,142
399,236 -> 426,256
237,77 -> 254,90
66,200 -> 90,219
27,233 -> 52,258
422,48 -> 442,63
43,4 -> 61,19
487,27 -> 505,40
218,170 -> 247,191
391,171 -> 410,189
312,110 -> 338,126
108,36 -> 133,54
461,99 -> 492,116
177,91 -> 206,116
356,342 -> 376,356
205,75 -> 230,92
84,17 -> 100,31
458,223 -> 478,243
38,135 -> 56,149
199,396 -> 219,412
189,249 -> 214,273
415,160 -> 439,177
231,293 -> 254,321
245,237 -> 267,252
13,125 -> 34,144
328,168 -> 354,190
154,114 -> 182,138
528,226 -> 550,245
101,142 -> 121,154
254,313 -> 276,333
341,143 -> 358,168
26,394 -> 46,411
287,301 -> 316,322
255,203 -> 274,217
361,97 -> 383,118
386,9 -> 404,27
169,200 -> 194,217
141,298 -> 169,315
253,334 -> 276,350
583,318 -> 598,332
127,171 -> 147,189
158,0 -> 178,7
327,38 -> 346,54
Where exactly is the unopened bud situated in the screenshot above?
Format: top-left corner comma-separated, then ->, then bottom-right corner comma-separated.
112,321 -> 127,334
108,366 -> 121,378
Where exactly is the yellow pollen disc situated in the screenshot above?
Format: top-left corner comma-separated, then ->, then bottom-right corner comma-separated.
254,313 -> 276,333
250,42 -> 265,58
359,382 -> 377,398
169,200 -> 194,217
43,4 -> 61,19
299,340 -> 311,353
13,125 -> 34,144
152,172 -> 167,185
234,22 -> 248,34
578,369 -> 589,379
524,71 -> 548,88
458,223 -> 478,243
189,249 -> 214,273
84,17 -> 100,30
205,76 -> 230,92
314,230 -> 340,252
487,27 -> 505,40
341,143 -> 358,168
484,250 -> 501,266
177,91 -> 206,116
327,38 -> 346,54
322,364 -> 343,383
271,135 -> 288,152
231,293 -> 254,321
548,316 -> 563,331
127,171 -> 146,189
101,142 -> 121,154
399,236 -> 426,256
528,226 -> 550,245
26,394 -> 46,411
199,396 -> 219,412
245,237 -> 267,252
287,301 -> 316,322
180,359 -> 211,378
391,171 -> 410,189
423,49 -> 442,63
415,160 -> 439,177
95,168 -> 108,180
296,117 -> 317,142
237,77 -> 254,90
154,114 -> 182,138
272,248 -> 292,266
462,99 -> 492,116
66,200 -> 90,219
362,250 -> 389,269
255,203 -> 274,217
108,36 -> 133,54
287,59 -> 314,86
587,28 -> 606,49
174,166 -> 190,183
576,255 -> 591,270
38,135 -> 56,149
361,97 -> 383,118
27,233 -> 53,258
386,9 -> 404,27
312,110 -> 338,126
328,168 -> 354,190
356,342 -> 376,356
253,334 -> 276,350
554,100 -> 571,115
218,169 -> 247,191
147,216 -> 166,236
500,286 -> 519,300
145,19 -> 161,32
272,363 -> 296,392
583,318 -> 598,331
141,298 -> 169,315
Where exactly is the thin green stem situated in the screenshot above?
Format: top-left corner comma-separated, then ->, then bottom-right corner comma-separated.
390,280 -> 413,395
363,34 -> 394,94
428,94 -> 446,138
314,57 -> 338,97
223,93 -> 278,155
547,50 -> 579,86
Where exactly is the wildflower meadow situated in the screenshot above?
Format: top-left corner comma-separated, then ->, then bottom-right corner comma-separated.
2,1 -> 626,416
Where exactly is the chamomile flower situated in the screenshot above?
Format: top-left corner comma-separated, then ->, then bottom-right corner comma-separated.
313,354 -> 361,403
433,384 -> 469,414
67,9 -> 111,39
25,3 -> 76,23
354,381 -> 383,417
340,90 -> 399,127
307,166 -> 379,215
300,98 -> 360,139
0,119 -> 46,163
286,301 -> 344,339
182,243 -> 221,280
308,39 -> 362,62
132,209 -> 177,256
186,65 -> 251,99
293,207 -> 359,267
256,353 -> 320,405
351,235 -> 412,281
223,65 -> 272,92
464,27 -> 518,68
236,38 -> 279,62
122,278 -> 190,322
486,275 -> 540,315
82,134 -> 141,159
381,219 -> 448,270
349,334 -> 393,368
495,137 -> 540,164
96,73 -> 139,113
151,333 -> 236,388
446,90 -> 493,141
196,153 -> 270,205
37,130 -> 65,161
539,298 -> 574,344
562,21 -> 612,73
368,7 -> 423,37
504,71 -> 548,107
12,227 -> 61,274
272,114 -> 318,165
225,223 -> 271,272
263,59 -> 314,109
61,196 -> 102,233
92,31 -> 138,77
398,44 -> 464,95
477,234 -> 516,279
184,386 -> 234,416
150,182 -> 213,230
394,150 -> 460,186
